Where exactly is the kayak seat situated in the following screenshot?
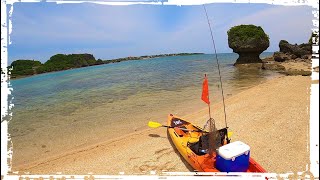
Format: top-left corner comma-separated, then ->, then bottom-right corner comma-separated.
188,135 -> 208,156
188,128 -> 229,156
189,140 -> 207,156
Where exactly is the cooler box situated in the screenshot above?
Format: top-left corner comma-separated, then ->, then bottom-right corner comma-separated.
216,141 -> 250,172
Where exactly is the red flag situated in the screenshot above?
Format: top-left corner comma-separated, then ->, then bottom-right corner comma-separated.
201,74 -> 210,104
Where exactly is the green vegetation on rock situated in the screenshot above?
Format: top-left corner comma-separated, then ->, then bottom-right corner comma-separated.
9,53 -> 100,77
228,24 -> 269,44
9,60 -> 42,76
37,53 -> 98,73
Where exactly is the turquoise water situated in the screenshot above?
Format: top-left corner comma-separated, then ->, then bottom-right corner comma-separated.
8,52 -> 278,165
10,53 -> 273,115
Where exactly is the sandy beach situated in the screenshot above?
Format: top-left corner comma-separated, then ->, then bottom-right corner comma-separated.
11,73 -> 312,175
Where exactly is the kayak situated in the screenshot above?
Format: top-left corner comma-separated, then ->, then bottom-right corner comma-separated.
167,114 -> 266,172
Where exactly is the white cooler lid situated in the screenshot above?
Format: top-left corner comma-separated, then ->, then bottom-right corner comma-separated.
217,141 -> 250,160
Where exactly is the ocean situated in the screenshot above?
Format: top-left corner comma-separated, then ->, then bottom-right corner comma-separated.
8,52 -> 279,166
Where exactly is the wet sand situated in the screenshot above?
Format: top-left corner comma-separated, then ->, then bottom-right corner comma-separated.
11,75 -> 312,175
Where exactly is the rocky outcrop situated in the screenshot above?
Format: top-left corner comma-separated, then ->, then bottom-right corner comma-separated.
279,69 -> 312,76
260,52 -> 312,76
277,40 -> 312,59
263,40 -> 312,63
234,63 -> 264,70
228,25 -> 270,64
233,36 -> 313,76
273,52 -> 290,62
262,63 -> 286,71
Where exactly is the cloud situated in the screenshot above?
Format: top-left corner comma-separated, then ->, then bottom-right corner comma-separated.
9,3 -> 166,62
228,5 -> 313,51
8,3 -> 314,64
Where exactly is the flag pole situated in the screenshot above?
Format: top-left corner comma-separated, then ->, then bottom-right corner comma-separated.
208,102 -> 212,119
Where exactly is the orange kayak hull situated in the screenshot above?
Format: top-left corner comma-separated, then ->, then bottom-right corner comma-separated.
167,114 -> 266,173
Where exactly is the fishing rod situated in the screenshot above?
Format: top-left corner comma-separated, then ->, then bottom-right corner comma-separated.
202,4 -> 228,131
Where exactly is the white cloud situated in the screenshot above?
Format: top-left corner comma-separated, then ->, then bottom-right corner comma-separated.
8,3 -> 314,63
228,5 -> 313,51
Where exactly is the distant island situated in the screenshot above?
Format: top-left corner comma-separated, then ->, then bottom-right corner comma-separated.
7,53 -> 203,79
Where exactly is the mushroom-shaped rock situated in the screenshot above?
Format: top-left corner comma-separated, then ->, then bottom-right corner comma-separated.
228,24 -> 270,64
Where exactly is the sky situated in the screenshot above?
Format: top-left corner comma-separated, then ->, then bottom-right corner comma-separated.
6,1 -> 315,64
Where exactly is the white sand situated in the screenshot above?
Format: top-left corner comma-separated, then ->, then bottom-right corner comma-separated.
11,75 -> 312,176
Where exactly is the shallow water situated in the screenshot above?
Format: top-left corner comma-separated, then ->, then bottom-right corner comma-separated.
8,52 -> 280,166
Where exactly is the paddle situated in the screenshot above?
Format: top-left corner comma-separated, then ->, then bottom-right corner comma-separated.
148,121 -> 233,136
148,121 -> 201,132
148,121 -> 171,128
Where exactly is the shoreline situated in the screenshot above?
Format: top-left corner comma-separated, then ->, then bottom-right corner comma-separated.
10,74 -> 312,175
9,52 -> 278,80
9,53 -> 204,80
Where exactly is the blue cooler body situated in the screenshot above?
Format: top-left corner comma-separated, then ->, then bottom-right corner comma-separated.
216,141 -> 250,172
